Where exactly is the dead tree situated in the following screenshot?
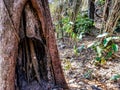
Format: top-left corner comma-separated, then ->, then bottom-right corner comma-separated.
0,0 -> 68,90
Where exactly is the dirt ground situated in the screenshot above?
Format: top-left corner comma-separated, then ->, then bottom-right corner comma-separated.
57,35 -> 120,90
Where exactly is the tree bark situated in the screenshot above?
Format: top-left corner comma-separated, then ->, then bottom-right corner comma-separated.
104,0 -> 120,35
0,0 -> 20,89
0,0 -> 68,90
103,0 -> 112,22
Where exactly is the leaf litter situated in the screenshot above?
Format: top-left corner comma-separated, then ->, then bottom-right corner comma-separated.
57,35 -> 120,90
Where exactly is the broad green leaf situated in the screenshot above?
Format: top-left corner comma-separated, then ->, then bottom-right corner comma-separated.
96,46 -> 102,57
97,33 -> 108,38
103,39 -> 108,47
110,74 -> 120,80
103,36 -> 120,46
103,37 -> 112,47
78,32 -> 83,40
96,57 -> 101,62
112,36 -> 120,40
112,44 -> 119,52
87,42 -> 95,48
106,51 -> 112,58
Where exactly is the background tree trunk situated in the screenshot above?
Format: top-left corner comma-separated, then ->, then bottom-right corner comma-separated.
104,0 -> 120,35
0,0 -> 68,90
71,0 -> 82,22
88,0 -> 95,20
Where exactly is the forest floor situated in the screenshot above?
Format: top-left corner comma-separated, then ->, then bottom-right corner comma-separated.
57,35 -> 120,90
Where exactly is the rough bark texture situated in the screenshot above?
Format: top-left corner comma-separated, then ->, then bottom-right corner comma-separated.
104,0 -> 120,34
0,0 -> 68,90
102,0 -> 112,22
0,0 -> 19,89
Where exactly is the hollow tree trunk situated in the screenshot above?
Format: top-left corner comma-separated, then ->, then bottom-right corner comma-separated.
0,0 -> 68,90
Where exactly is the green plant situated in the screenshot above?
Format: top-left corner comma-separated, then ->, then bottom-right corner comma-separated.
73,45 -> 78,56
55,13 -> 94,41
63,59 -> 72,70
74,14 -> 94,37
97,0 -> 105,6
62,17 -> 73,34
110,74 -> 120,81
88,33 -> 120,64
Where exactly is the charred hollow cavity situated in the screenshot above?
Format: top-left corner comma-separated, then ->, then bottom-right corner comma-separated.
16,2 -> 51,89
16,37 -> 49,90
